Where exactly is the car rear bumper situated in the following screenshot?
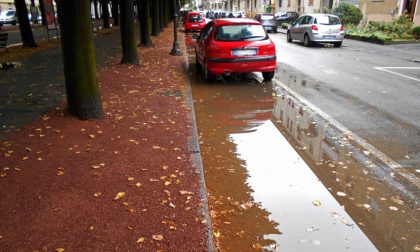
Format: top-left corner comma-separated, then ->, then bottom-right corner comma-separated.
185,23 -> 205,30
263,25 -> 277,31
312,33 -> 344,42
207,56 -> 277,74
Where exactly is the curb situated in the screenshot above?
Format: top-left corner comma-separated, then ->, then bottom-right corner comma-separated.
179,30 -> 215,251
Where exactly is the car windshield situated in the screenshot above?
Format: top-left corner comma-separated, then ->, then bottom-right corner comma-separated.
188,15 -> 202,22
215,24 -> 267,41
315,16 -> 340,25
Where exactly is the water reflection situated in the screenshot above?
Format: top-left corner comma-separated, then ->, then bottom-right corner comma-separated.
272,85 -> 420,251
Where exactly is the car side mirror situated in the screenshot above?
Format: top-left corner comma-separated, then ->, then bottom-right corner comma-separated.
192,34 -> 199,40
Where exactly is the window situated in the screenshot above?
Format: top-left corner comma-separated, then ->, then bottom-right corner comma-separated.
188,14 -> 203,22
288,0 -> 291,7
215,24 -> 268,41
309,0 -> 314,5
315,15 -> 341,25
199,22 -> 213,41
279,0 -> 282,7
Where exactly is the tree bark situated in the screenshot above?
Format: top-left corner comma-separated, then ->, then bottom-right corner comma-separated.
163,0 -> 168,28
101,0 -> 110,28
120,0 -> 139,64
111,0 -> 119,26
14,0 -> 37,48
137,0 -> 152,47
56,0 -> 104,120
151,0 -> 160,36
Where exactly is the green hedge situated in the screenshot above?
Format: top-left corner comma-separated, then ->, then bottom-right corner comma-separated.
332,3 -> 363,25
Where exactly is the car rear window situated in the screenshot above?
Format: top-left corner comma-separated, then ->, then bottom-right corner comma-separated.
215,24 -> 267,41
188,14 -> 203,22
261,15 -> 275,20
315,16 -> 341,25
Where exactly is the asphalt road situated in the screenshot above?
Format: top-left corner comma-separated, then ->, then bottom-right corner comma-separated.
270,33 -> 420,169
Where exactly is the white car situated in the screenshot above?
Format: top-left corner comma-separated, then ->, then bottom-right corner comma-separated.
0,10 -> 17,26
287,13 -> 344,47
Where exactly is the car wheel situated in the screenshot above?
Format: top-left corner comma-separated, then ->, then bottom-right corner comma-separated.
303,34 -> 312,47
262,71 -> 275,81
203,60 -> 213,82
274,28 -> 277,33
334,42 -> 342,48
287,32 -> 292,43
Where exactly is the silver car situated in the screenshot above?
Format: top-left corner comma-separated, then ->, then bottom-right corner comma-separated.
287,14 -> 344,47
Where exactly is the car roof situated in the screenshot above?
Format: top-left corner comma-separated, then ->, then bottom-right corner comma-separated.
214,18 -> 261,26
303,13 -> 340,18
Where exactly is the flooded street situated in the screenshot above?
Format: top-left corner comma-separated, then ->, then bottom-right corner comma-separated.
184,33 -> 420,251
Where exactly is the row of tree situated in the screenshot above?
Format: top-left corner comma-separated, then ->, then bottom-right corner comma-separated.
13,0 -> 182,120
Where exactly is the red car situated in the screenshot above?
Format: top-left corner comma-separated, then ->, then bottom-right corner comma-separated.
185,12 -> 206,32
194,19 -> 277,81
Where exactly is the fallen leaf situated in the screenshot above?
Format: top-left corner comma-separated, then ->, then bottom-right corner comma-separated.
136,237 -> 145,243
152,234 -> 163,241
114,192 -> 126,200
56,248 -> 65,252
135,182 -> 142,187
213,230 -> 221,238
94,192 -> 102,197
389,206 -> 398,211
89,135 -> 95,139
253,243 -> 262,250
336,192 -> 347,197
179,190 -> 194,195
312,200 -> 321,206
128,177 -> 135,181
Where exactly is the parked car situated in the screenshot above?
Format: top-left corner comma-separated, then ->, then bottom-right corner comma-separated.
274,11 -> 299,25
185,11 -> 206,32
193,18 -> 277,81
287,14 -> 344,47
232,11 -> 246,18
0,10 -> 17,26
254,14 -> 277,33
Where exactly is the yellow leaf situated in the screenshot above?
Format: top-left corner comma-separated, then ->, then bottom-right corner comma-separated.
22,156 -> 29,160
94,192 -> 102,197
136,237 -> 145,243
135,182 -> 142,187
114,192 -> 126,200
152,234 -> 163,241
165,180 -> 172,186
214,230 -> 221,238
312,200 -> 321,206
253,243 -> 262,250
56,248 -> 65,252
128,177 -> 135,181
89,135 -> 95,139
57,170 -> 65,176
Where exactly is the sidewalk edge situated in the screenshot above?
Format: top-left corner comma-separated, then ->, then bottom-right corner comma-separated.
179,31 -> 215,251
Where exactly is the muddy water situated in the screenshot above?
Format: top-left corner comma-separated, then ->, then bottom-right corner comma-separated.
185,34 -> 420,251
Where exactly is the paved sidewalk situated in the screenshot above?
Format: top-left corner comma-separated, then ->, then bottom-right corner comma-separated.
0,25 -> 212,251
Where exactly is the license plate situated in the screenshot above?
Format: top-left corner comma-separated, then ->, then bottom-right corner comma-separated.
232,49 -> 257,56
192,24 -> 199,27
323,35 -> 336,39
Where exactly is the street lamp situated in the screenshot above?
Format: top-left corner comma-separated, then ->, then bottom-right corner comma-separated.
170,0 -> 182,56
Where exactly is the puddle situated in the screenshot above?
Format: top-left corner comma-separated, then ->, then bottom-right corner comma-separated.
185,33 -> 420,251
272,85 -> 420,251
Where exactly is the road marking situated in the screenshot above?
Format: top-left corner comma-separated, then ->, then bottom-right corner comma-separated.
374,67 -> 420,83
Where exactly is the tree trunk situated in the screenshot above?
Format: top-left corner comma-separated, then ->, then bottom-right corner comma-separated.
120,0 -> 139,64
163,0 -> 168,28
56,0 -> 104,120
93,0 -> 100,19
101,0 -> 110,28
14,0 -> 37,48
159,0 -> 164,32
111,0 -> 119,26
151,0 -> 160,36
39,0 -> 46,25
137,0 -> 152,47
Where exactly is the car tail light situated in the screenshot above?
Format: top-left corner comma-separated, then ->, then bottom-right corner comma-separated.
266,44 -> 276,55
207,43 -> 221,54
340,25 -> 344,31
311,25 -> 318,31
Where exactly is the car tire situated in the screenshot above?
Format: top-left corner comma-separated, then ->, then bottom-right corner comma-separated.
273,28 -> 277,33
303,34 -> 312,47
262,71 -> 275,81
334,42 -> 342,48
203,60 -> 213,82
287,32 -> 292,43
